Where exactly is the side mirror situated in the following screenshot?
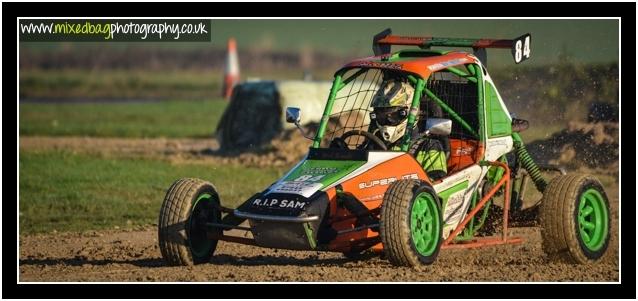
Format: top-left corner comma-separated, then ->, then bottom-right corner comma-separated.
285,107 -> 301,124
425,118 -> 452,136
285,106 -> 313,140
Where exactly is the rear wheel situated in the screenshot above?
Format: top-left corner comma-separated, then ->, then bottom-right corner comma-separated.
158,178 -> 222,266
540,174 -> 611,264
380,180 -> 442,266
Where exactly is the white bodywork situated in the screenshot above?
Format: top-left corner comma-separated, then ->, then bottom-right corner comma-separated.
434,165 -> 487,238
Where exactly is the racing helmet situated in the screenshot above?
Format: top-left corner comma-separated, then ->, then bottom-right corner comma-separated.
370,79 -> 415,144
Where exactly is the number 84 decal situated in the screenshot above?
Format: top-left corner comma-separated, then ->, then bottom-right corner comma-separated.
292,174 -> 325,182
512,33 -> 531,64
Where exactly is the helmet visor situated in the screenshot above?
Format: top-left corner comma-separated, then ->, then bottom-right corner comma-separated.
371,106 -> 408,126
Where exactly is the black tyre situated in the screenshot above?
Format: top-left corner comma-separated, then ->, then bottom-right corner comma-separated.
540,174 -> 611,264
380,180 -> 442,266
158,178 -> 222,266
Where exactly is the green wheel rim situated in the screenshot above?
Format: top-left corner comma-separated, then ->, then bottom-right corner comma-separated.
410,192 -> 440,256
189,193 -> 215,258
577,188 -> 609,252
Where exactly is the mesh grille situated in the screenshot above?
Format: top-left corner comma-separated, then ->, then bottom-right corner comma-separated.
423,70 -> 479,140
324,68 -> 384,148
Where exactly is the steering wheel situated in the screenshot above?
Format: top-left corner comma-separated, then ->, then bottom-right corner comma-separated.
330,130 -> 387,151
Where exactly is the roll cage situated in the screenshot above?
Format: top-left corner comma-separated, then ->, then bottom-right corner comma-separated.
312,50 -> 485,156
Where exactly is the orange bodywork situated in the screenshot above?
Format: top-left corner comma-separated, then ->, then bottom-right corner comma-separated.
339,51 -> 480,80
325,154 -> 430,253
322,139 -> 486,253
448,138 -> 483,174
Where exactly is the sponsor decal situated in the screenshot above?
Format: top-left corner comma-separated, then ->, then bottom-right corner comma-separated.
252,198 -> 307,209
358,173 -> 419,189
402,173 -> 419,180
357,61 -> 403,70
293,174 -> 325,182
487,138 -> 509,146
270,181 -> 323,197
455,145 -> 475,156
359,177 -> 396,189
443,191 -> 465,222
427,57 -> 470,71
301,167 -> 338,175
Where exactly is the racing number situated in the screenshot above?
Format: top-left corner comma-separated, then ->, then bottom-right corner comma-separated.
512,34 -> 531,64
514,40 -> 523,62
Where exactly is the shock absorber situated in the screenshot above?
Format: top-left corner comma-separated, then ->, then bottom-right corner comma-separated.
512,133 -> 547,192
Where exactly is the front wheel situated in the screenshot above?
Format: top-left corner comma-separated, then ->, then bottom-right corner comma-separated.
539,174 -> 611,264
158,178 -> 222,266
380,180 -> 442,266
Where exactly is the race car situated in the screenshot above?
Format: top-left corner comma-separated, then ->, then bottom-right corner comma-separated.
158,29 -> 611,266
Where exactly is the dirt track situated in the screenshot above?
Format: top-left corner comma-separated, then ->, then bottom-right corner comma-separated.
19,130 -> 620,282
19,226 -> 618,282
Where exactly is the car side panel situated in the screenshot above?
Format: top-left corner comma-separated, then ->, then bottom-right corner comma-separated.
326,154 -> 429,252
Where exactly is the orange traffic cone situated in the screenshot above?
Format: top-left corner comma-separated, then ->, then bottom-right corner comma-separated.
222,38 -> 240,100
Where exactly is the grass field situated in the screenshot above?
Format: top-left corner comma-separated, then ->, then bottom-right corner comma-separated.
19,149 -> 287,234
20,99 -> 563,143
19,69 -> 332,99
20,100 -> 227,138
19,69 -> 221,99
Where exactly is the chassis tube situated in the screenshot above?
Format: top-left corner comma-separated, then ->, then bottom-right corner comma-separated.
312,73 -> 343,148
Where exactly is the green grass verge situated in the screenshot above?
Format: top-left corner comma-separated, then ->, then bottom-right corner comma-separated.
19,150 -> 287,234
19,69 -> 223,99
20,100 -> 227,138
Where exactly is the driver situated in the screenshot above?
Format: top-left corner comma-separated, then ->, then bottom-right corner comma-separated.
370,77 -> 448,180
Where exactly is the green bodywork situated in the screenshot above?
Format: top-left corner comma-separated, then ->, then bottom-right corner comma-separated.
281,159 -> 366,189
484,82 -> 512,137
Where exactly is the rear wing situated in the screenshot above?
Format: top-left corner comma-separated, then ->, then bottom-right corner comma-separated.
372,28 -> 531,65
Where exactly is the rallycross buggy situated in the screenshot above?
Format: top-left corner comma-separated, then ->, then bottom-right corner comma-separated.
159,29 -> 611,266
